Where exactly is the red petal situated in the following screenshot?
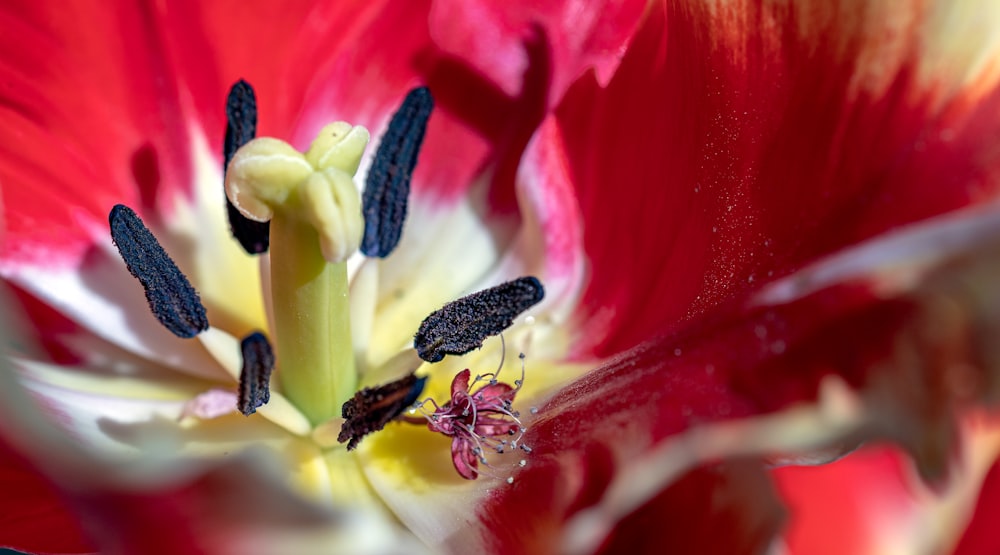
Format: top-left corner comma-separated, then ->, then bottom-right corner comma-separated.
427,0 -> 645,102
0,438 -> 94,554
775,414 -> 1000,555
552,2 -> 1000,357
0,1 -> 197,267
0,0 -> 546,270
773,445 -> 918,555
190,0 -> 561,208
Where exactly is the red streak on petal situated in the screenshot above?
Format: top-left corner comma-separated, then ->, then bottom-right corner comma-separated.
954,455 -> 1000,555
596,462 -> 783,555
7,284 -> 84,365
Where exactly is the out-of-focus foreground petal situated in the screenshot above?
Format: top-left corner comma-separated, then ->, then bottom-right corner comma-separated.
482,201 -> 1000,554
954,452 -> 1000,554
775,412 -> 1000,555
0,287 -> 424,555
0,437 -> 93,554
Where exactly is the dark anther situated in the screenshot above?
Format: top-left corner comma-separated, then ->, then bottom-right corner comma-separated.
338,373 -> 428,450
109,204 -> 209,338
237,331 -> 275,416
224,80 -> 257,170
223,79 -> 270,254
414,276 -> 544,363
361,86 -> 434,258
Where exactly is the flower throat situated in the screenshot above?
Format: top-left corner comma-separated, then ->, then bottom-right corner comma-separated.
108,80 -> 543,479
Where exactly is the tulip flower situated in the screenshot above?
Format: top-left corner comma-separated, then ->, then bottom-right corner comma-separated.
2,1 -> 1000,555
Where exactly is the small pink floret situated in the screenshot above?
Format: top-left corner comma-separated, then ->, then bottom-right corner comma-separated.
422,368 -> 528,480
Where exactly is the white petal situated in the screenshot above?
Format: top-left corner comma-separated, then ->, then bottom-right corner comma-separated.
364,194 -> 503,369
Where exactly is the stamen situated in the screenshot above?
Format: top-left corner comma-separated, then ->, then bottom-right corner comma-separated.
237,331 -> 275,416
361,87 -> 434,258
414,276 -> 544,362
109,204 -> 208,338
224,80 -> 257,171
338,373 -> 428,450
223,79 -> 269,254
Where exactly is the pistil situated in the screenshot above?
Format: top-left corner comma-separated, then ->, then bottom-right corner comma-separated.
269,210 -> 355,424
225,123 -> 370,425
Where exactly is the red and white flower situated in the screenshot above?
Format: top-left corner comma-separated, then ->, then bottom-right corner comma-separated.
2,1 -> 1000,554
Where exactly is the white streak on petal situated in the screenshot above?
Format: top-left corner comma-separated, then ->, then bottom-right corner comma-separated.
362,456 -> 492,550
473,118 -> 587,369
917,2 -> 1000,107
229,511 -> 431,555
16,359 -> 187,457
179,386 -> 312,438
754,202 -> 1000,306
14,356 -> 203,401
